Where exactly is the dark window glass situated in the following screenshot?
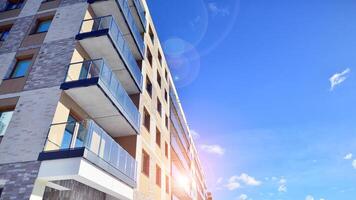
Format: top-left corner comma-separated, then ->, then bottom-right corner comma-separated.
165,176 -> 169,193
149,26 -> 154,44
143,107 -> 150,132
156,128 -> 161,147
147,48 -> 153,67
157,71 -> 161,87
0,30 -> 10,41
61,115 -> 76,149
35,19 -> 52,33
0,188 -> 3,197
142,150 -> 150,176
61,115 -> 84,149
10,59 -> 32,78
4,0 -> 24,11
158,51 -> 162,66
146,76 -> 152,97
157,98 -> 162,115
156,165 -> 161,187
165,115 -> 169,129
165,142 -> 168,158
165,90 -> 168,102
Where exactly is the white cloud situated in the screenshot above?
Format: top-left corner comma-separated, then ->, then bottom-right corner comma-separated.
237,173 -> 262,186
278,184 -> 287,192
352,160 -> 356,169
329,68 -> 351,91
200,144 -> 225,156
225,179 -> 241,191
278,178 -> 287,192
344,153 -> 353,160
238,194 -> 248,200
190,129 -> 200,139
306,195 -> 315,200
225,173 -> 261,190
207,2 -> 230,16
216,177 -> 223,184
320,198 -> 325,200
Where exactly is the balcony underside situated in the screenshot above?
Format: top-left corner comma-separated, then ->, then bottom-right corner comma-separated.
76,31 -> 140,94
37,154 -> 134,200
61,78 -> 138,136
89,0 -> 143,59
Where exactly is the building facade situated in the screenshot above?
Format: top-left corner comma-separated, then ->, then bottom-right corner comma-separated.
0,0 -> 211,200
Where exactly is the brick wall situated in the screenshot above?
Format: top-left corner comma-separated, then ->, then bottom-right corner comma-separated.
0,161 -> 41,200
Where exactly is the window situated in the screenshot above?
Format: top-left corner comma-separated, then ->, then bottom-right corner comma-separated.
165,176 -> 169,193
142,150 -> 150,176
165,142 -> 168,158
165,69 -> 168,80
149,26 -> 154,44
143,107 -> 150,132
157,98 -> 162,115
4,0 -> 24,11
165,115 -> 169,129
158,50 -> 162,66
146,76 -> 152,97
10,58 -> 32,78
156,165 -> 161,187
155,127 -> 161,147
34,19 -> 52,34
0,188 -> 3,198
157,70 -> 162,87
0,110 -> 14,136
147,47 -> 153,67
0,29 -> 10,41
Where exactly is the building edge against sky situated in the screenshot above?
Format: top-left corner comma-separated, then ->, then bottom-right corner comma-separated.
0,0 -> 211,200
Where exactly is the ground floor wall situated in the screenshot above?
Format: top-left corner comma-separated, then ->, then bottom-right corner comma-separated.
43,180 -> 106,200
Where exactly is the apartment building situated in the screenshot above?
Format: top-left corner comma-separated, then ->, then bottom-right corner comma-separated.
0,0 -> 211,200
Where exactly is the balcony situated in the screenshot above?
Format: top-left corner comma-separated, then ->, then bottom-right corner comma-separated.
60,59 -> 140,135
38,120 -> 136,199
127,0 -> 147,31
76,16 -> 143,94
87,0 -> 145,58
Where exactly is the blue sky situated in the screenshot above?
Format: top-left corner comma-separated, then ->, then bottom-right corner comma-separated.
147,0 -> 356,199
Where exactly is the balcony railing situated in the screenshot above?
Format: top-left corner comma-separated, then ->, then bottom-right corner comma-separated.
64,59 -> 140,131
88,0 -> 145,55
133,0 -> 147,29
43,120 -> 137,182
78,16 -> 143,89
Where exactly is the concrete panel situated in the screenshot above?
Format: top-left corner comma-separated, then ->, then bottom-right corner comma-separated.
0,52 -> 16,84
18,0 -> 42,18
44,3 -> 87,43
0,86 -> 61,164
